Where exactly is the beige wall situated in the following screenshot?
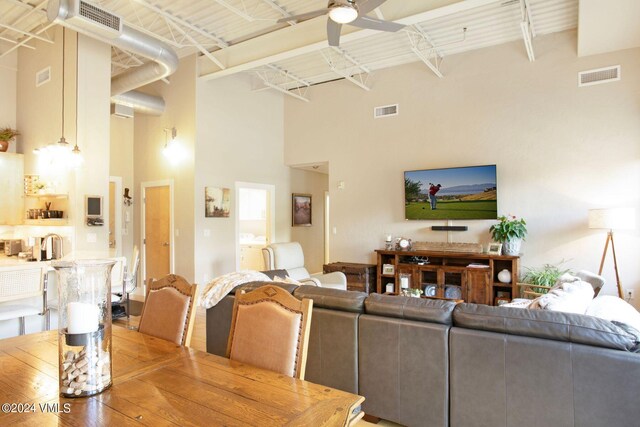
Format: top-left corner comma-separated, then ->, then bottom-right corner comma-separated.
284,30 -> 640,303
0,51 -> 17,153
290,169 -> 328,273
134,55 -> 196,282
110,116 -> 134,261
194,74 -> 288,284
16,28 -> 111,255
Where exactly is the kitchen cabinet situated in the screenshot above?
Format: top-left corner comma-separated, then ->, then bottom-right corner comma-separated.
0,153 -> 24,225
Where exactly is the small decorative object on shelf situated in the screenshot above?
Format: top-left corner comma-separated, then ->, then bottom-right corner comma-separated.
399,273 -> 411,290
489,214 -> 527,256
497,269 -> 512,283
384,234 -> 394,250
401,287 -> 423,298
382,264 -> 395,275
395,237 -> 412,251
53,260 -> 115,398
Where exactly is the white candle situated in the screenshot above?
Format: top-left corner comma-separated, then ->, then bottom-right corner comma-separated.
67,302 -> 99,334
385,235 -> 392,242
400,277 -> 409,289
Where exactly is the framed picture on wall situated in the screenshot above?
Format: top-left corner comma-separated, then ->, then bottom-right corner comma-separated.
205,187 -> 231,218
292,193 -> 312,226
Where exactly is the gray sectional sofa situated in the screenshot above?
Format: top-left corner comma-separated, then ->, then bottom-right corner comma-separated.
206,282 -> 640,427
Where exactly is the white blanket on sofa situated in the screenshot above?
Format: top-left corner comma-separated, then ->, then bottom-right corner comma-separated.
200,270 -> 271,309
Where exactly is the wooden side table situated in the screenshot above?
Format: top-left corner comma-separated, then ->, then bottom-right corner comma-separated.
323,262 -> 376,293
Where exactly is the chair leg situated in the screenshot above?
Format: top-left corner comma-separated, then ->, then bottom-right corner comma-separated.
45,309 -> 51,331
19,317 -> 25,335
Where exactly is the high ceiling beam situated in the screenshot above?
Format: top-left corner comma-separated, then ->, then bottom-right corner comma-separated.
199,0 -> 502,80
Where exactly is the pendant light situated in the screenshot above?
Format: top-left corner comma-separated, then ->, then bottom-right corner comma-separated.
57,28 -> 70,150
70,31 -> 83,167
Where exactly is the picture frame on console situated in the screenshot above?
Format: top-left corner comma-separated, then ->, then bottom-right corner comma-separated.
487,243 -> 502,255
292,193 -> 312,226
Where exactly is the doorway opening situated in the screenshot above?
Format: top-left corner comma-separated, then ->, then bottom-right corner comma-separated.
235,182 -> 275,271
141,180 -> 174,290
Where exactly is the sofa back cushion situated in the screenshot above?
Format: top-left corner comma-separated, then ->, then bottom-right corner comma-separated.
365,293 -> 457,325
453,303 -> 638,351
294,285 -> 367,313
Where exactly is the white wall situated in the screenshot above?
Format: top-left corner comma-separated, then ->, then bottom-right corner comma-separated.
284,30 -> 640,304
133,55 -> 196,283
0,51 -> 17,153
195,74 -> 311,285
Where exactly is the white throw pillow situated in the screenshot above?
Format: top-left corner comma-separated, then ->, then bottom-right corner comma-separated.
529,273 -> 594,314
586,296 -> 640,334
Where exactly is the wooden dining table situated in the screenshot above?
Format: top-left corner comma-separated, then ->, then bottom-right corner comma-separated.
0,328 -> 364,426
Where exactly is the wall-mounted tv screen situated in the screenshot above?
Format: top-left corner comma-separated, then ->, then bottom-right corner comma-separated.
404,165 -> 497,220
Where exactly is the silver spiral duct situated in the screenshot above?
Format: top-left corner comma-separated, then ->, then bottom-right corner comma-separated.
47,0 -> 179,116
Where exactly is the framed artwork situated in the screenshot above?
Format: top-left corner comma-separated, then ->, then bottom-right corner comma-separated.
382,264 -> 395,275
292,193 -> 312,226
205,187 -> 230,218
487,243 -> 503,255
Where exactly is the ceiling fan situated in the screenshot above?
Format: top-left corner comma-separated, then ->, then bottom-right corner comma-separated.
278,0 -> 405,47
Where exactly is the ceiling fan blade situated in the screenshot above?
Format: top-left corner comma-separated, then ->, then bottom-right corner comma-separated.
349,16 -> 405,32
358,0 -> 387,15
277,8 -> 329,24
327,19 -> 342,46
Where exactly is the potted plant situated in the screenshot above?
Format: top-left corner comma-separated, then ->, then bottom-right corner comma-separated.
0,127 -> 19,152
519,263 -> 571,297
489,214 -> 527,256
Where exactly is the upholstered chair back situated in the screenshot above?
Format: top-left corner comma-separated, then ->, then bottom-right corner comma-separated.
262,242 -> 310,280
139,274 -> 198,346
226,285 -> 313,379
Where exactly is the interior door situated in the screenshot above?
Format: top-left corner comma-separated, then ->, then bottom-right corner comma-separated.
144,185 -> 171,281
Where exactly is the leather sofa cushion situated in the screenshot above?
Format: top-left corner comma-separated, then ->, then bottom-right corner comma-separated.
294,285 -> 367,313
230,281 -> 298,295
365,293 -> 457,325
453,303 -> 638,351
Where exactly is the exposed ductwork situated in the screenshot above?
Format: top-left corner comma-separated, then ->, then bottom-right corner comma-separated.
47,0 -> 179,116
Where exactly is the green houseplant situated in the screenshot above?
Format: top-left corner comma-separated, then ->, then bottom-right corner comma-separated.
0,127 -> 19,152
520,263 -> 571,296
489,214 -> 527,256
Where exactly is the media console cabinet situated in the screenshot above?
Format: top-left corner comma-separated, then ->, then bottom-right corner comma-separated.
375,249 -> 520,305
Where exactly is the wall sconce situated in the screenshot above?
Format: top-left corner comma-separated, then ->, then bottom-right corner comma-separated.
162,127 -> 185,164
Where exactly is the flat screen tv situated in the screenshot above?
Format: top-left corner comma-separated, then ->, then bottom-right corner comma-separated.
404,165 -> 497,220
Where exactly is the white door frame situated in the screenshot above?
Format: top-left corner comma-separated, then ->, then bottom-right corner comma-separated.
324,191 -> 330,264
140,180 -> 175,287
234,182 -> 275,271
109,176 -> 123,257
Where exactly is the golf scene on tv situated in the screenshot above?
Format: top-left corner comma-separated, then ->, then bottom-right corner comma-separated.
404,165 -> 498,220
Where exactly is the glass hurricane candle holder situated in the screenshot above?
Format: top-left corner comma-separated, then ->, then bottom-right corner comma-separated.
52,260 -> 115,398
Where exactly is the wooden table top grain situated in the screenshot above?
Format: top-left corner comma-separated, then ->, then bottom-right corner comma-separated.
0,328 -> 364,426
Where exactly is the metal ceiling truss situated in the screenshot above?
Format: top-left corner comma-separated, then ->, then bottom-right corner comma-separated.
520,0 -> 535,61
321,47 -> 371,91
406,25 -> 444,78
0,0 -> 52,56
260,0 -> 296,26
253,64 -> 310,102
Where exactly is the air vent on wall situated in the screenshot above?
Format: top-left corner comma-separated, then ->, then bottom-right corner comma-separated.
35,66 -> 51,87
374,104 -> 399,118
578,65 -> 620,87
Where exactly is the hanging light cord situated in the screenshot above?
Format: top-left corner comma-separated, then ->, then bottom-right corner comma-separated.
59,29 -> 67,146
72,31 -> 81,155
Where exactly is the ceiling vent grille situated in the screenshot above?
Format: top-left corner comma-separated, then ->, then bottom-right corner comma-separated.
578,65 -> 620,87
35,66 -> 51,87
79,1 -> 121,32
374,104 -> 399,118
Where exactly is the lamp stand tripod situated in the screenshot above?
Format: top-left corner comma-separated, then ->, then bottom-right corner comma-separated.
597,230 -> 624,299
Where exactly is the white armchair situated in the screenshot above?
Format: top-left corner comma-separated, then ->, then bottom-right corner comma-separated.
262,242 -> 347,290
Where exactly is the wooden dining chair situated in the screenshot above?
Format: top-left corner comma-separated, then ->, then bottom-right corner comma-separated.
138,274 -> 198,346
226,285 -> 313,380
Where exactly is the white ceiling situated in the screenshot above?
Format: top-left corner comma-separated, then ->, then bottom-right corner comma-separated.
0,0 -> 635,100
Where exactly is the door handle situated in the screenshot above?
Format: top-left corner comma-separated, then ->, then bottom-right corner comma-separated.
161,242 -> 169,247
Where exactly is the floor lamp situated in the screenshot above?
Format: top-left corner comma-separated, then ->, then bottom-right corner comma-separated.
588,208 -> 636,299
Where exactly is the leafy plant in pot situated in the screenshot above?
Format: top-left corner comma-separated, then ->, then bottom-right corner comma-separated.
489,214 -> 527,256
0,127 -> 19,152
520,262 -> 571,295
